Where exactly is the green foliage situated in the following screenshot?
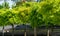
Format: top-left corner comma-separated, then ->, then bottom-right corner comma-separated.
0,1 -> 60,28
0,10 -> 10,26
29,4 -> 44,27
38,0 -> 60,28
0,5 -> 3,9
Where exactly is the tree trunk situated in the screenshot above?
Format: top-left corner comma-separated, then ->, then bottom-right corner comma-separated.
11,24 -> 14,36
47,29 -> 50,36
34,27 -> 36,36
24,31 -> 26,36
2,26 -> 4,36
24,28 -> 26,36
24,24 -> 26,36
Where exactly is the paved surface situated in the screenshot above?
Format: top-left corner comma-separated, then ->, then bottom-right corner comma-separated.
0,32 -> 46,36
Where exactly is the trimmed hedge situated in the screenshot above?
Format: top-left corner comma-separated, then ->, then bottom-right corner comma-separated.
0,0 -> 60,28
